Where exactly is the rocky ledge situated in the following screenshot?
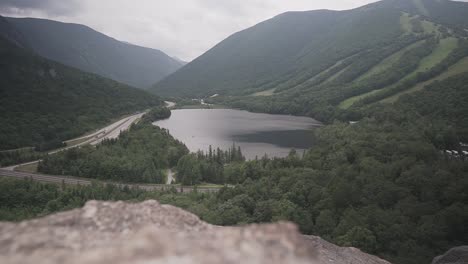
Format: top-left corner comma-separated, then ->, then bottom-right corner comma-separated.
432,246 -> 468,264
0,200 -> 392,264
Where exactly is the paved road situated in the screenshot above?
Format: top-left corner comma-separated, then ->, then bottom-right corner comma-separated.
0,169 -> 220,193
1,106 -> 222,193
2,112 -> 146,171
165,101 -> 176,108
90,112 -> 145,145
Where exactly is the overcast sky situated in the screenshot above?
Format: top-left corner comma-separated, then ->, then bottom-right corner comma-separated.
0,0 -> 449,61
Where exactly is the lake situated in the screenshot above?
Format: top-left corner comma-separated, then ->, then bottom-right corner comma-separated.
153,109 -> 321,159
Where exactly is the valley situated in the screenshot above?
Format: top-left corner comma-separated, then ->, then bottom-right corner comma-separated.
1,1 -> 468,264
5,17 -> 183,89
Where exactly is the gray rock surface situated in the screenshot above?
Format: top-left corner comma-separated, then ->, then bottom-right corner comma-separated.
432,246 -> 468,264
0,200 -> 391,264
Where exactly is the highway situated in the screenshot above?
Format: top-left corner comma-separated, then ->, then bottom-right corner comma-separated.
0,169 -> 220,193
1,107 -> 222,193
0,103 -> 223,192
2,112 -> 146,171
90,112 -> 145,145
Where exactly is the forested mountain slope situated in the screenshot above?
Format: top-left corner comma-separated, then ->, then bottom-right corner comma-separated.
0,34 -> 162,150
153,0 -> 468,137
153,4 -> 404,97
0,16 -> 28,49
5,17 -> 183,89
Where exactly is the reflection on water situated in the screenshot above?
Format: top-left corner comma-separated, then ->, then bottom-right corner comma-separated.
232,130 -> 316,149
153,109 -> 321,159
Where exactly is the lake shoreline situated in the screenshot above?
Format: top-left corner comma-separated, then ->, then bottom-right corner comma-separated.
154,108 -> 321,160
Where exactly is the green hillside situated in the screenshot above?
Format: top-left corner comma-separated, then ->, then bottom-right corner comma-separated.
153,4 -> 404,97
0,35 -> 162,150
0,16 -> 28,49
6,17 -> 183,89
152,0 -> 468,139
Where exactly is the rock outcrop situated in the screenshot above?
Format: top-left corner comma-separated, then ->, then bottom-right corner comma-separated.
0,200 -> 391,264
432,246 -> 468,264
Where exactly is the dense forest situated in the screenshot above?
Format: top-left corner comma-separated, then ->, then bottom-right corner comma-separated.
0,177 -> 146,221
177,144 -> 245,185
2,100 -> 467,263
0,34 -> 162,151
1,1 -> 468,264
38,108 -> 188,184
4,77 -> 468,264
0,148 -> 43,167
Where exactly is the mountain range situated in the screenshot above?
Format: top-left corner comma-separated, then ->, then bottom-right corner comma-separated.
0,18 -> 162,150
152,0 -> 468,124
4,17 -> 183,89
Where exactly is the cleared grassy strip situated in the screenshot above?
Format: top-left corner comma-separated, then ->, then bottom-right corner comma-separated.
400,13 -> 413,34
356,40 -> 425,82
340,38 -> 457,109
252,88 -> 276,96
251,52 -> 359,94
307,58 -> 347,83
383,56 -> 468,103
414,38 -> 458,73
322,64 -> 351,84
413,0 -> 429,16
340,41 -> 428,109
339,89 -> 382,109
397,37 -> 458,83
421,20 -> 438,35
400,12 -> 439,36
275,53 -> 360,93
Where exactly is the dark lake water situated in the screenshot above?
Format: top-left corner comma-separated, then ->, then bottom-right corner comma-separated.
153,109 -> 321,159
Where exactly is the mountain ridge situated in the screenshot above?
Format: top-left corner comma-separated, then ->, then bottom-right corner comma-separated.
4,16 -> 183,89
151,1 -> 407,97
0,29 -> 162,150
151,0 -> 468,137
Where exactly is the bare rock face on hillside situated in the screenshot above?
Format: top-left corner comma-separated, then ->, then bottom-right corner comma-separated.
0,200 -> 391,264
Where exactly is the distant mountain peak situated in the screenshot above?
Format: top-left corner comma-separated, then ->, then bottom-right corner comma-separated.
3,17 -> 183,89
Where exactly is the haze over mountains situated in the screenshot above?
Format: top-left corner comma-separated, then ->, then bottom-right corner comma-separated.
4,17 -> 183,89
0,17 -> 162,150
152,0 -> 468,116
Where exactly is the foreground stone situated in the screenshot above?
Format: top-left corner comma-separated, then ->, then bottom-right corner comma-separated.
0,200 -> 391,264
432,246 -> 468,264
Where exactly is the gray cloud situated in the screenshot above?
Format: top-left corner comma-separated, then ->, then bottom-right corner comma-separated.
0,0 -> 81,16
4,1 -> 467,61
